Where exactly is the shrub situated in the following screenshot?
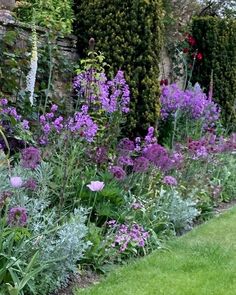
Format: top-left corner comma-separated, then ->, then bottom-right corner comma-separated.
191,16 -> 236,131
74,0 -> 163,136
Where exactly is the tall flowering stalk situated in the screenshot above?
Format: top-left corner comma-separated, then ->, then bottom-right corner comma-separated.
26,22 -> 38,106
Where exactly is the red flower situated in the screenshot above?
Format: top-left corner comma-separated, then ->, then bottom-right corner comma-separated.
187,35 -> 196,47
196,52 -> 203,61
183,47 -> 189,53
160,79 -> 168,86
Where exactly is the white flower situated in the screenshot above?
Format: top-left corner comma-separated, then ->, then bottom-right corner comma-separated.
26,24 -> 38,106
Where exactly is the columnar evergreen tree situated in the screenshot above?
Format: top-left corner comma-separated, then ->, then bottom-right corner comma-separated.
191,17 -> 236,130
74,0 -> 163,136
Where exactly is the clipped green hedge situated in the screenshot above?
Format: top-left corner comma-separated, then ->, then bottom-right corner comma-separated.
74,0 -> 163,136
191,17 -> 236,130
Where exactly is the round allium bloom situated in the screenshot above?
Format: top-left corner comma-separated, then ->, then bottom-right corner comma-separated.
8,207 -> 27,226
93,146 -> 108,164
133,156 -> 149,173
24,178 -> 37,191
163,176 -> 178,186
10,176 -> 23,188
118,138 -> 135,152
21,146 -> 41,169
117,156 -> 133,167
87,181 -> 105,192
110,166 -> 126,180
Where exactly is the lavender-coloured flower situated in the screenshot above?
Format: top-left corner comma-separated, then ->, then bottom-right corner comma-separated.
8,207 -> 27,226
163,176 -> 178,186
10,176 -> 23,188
21,147 -> 41,169
87,181 -> 105,192
110,166 -> 126,180
0,98 -> 8,105
22,119 -> 30,130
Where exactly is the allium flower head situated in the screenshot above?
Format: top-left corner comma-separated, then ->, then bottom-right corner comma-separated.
21,147 -> 41,169
24,178 -> 38,191
10,176 -> 23,188
163,176 -> 178,186
8,207 -> 27,226
110,166 -> 126,180
87,181 -> 105,192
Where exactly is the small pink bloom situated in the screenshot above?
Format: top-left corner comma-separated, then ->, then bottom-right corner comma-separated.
87,181 -> 105,192
10,176 -> 23,188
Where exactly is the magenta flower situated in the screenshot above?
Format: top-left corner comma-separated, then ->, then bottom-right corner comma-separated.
87,181 -> 105,192
10,176 -> 23,188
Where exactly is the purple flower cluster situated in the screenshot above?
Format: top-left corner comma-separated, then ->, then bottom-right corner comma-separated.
39,104 -> 98,144
73,70 -> 130,113
188,133 -> 236,159
0,98 -> 30,132
160,84 -> 220,128
143,143 -> 174,172
8,207 -> 27,227
21,147 -> 41,169
109,222 -> 149,252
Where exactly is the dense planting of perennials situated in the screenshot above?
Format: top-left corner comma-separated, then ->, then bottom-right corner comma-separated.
160,83 -> 220,129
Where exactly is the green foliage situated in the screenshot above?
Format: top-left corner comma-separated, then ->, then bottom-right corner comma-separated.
74,0 -> 163,136
15,0 -> 74,35
191,17 -> 236,131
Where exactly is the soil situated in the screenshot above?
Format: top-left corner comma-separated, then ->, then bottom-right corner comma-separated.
54,199 -> 236,295
54,271 -> 100,295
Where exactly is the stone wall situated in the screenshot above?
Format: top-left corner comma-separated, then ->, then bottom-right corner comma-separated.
0,19 -> 78,101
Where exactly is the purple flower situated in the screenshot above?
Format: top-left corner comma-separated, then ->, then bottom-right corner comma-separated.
117,156 -> 133,167
93,146 -> 108,164
110,166 -> 126,180
0,98 -> 8,105
8,207 -> 27,226
24,178 -> 37,191
21,147 -> 41,169
51,104 -> 58,112
163,176 -> 178,186
87,181 -> 105,192
160,83 -> 220,129
10,176 -> 23,188
133,157 -> 149,173
22,119 -> 30,130
118,138 -> 135,152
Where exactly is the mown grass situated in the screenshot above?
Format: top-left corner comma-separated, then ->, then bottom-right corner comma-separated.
75,206 -> 236,295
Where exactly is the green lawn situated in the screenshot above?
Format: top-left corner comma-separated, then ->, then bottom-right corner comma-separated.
75,206 -> 236,295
